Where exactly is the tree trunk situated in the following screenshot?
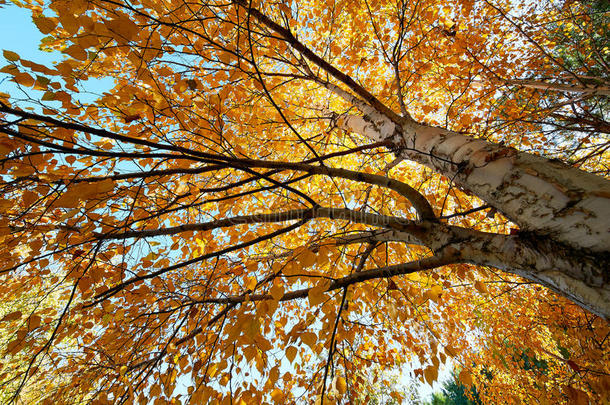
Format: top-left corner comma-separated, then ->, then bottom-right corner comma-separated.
338,110 -> 610,254
443,226 -> 610,320
333,94 -> 610,318
239,2 -> 609,315
338,226 -> 610,319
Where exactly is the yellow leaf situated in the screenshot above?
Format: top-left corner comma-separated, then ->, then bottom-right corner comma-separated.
207,363 -> 218,378
245,276 -> 257,291
271,388 -> 283,403
336,376 -> 347,395
424,285 -> 443,302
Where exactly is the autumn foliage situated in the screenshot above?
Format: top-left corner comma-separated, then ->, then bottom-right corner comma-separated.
0,0 -> 609,403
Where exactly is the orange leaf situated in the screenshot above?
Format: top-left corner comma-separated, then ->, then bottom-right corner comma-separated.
123,114 -> 141,123
286,346 -> 297,363
458,369 -> 473,386
474,281 -> 488,294
424,365 -> 438,385
271,388 -> 283,403
336,376 -> 347,395
33,16 -> 57,34
105,15 -> 139,41
270,284 -> 284,301
1,311 -> 22,322
3,50 -> 19,62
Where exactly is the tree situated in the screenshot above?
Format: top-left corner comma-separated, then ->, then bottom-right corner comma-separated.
0,0 -> 608,403
425,372 -> 482,405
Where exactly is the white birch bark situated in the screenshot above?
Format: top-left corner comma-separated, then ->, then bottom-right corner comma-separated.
382,222 -> 610,320
239,0 -> 610,315
446,227 -> 610,320
330,87 -> 610,254
326,85 -> 610,318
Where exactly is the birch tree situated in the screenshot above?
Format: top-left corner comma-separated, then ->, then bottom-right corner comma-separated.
0,0 -> 608,403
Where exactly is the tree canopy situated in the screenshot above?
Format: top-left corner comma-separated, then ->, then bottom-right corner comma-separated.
0,0 -> 609,403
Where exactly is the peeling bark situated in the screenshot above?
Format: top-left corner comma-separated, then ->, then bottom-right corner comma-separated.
329,88 -> 610,318
452,229 -> 610,320
392,221 -> 610,320
236,0 -> 610,316
336,105 -> 610,254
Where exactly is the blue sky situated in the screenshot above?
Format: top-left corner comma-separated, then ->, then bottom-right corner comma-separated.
0,5 -> 54,102
0,5 -> 57,65
0,4 -> 113,105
